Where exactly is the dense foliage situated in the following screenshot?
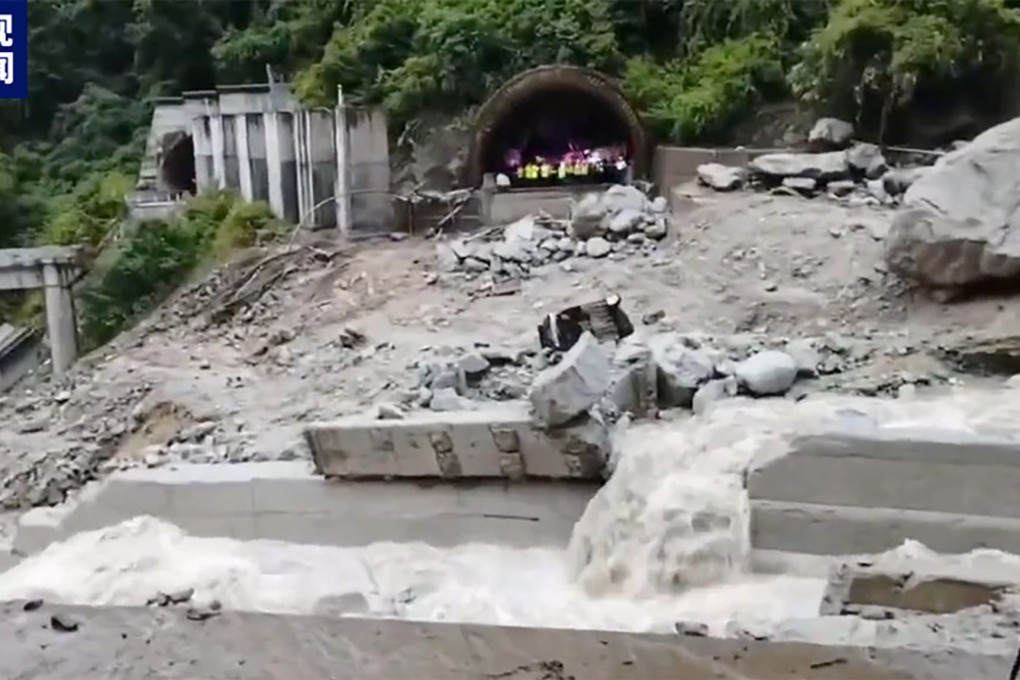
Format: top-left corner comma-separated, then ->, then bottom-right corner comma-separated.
2,0 -> 1020,348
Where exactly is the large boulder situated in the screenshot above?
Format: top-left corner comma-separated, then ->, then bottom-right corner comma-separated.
748,151 -> 850,182
884,117 -> 1020,288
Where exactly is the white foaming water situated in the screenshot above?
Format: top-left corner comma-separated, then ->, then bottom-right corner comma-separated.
3,387 -> 1020,635
0,516 -> 822,634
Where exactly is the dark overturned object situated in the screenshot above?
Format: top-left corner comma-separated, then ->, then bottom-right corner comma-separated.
538,294 -> 634,352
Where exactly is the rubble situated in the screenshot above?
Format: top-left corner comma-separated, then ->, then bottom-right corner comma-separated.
437,184 -> 669,281
691,117 -> 956,211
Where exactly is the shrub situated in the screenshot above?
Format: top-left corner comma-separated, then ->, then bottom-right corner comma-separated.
79,191 -> 282,348
625,35 -> 785,143
791,0 -> 1020,140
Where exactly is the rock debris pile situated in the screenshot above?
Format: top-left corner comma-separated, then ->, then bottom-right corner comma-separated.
696,116 -> 943,208
385,323 -> 930,431
437,184 -> 669,280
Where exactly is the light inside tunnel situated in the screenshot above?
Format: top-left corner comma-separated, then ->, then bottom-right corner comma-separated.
481,86 -> 634,189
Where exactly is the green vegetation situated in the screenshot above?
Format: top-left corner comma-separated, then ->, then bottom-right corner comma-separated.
3,0 -> 1020,349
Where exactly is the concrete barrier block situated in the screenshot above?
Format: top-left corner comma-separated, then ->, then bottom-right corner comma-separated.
305,406 -> 605,480
750,454 -> 1020,519
751,500 -> 1020,556
820,558 -> 1018,617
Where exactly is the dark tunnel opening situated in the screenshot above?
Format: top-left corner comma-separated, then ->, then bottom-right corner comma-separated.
160,133 -> 197,196
481,86 -> 635,188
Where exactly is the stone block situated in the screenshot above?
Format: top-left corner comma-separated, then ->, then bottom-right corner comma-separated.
529,332 -> 611,427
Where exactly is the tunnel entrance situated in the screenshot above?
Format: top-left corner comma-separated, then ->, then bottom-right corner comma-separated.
159,131 -> 197,196
466,66 -> 648,190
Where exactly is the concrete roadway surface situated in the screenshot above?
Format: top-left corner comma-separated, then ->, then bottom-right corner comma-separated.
0,601 -> 1013,680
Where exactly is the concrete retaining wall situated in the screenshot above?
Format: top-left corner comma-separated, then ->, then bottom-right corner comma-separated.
13,461 -> 597,556
749,427 -> 1020,556
4,602 -> 1007,680
653,146 -> 783,191
305,404 -> 607,480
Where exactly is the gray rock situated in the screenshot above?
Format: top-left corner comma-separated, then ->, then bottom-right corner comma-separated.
585,237 -> 612,258
692,377 -> 738,415
697,163 -> 747,191
749,152 -> 850,182
601,184 -> 649,213
607,209 -> 644,235
529,332 -> 611,427
735,350 -> 797,396
782,177 -> 817,194
845,143 -> 887,179
648,334 -> 716,408
493,240 -> 531,263
643,218 -> 667,240
569,193 -> 606,240
429,388 -> 474,412
826,179 -> 857,197
882,167 -> 931,196
884,117 -> 1020,288
784,339 -> 822,378
458,353 -> 491,380
650,196 -> 668,213
808,117 -> 854,149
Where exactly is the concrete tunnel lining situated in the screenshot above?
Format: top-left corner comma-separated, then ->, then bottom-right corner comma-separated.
465,65 -> 650,187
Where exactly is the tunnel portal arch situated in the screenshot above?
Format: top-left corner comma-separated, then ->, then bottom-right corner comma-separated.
465,65 -> 650,188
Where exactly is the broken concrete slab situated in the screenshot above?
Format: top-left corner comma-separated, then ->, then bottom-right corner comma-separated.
11,461 -> 597,556
0,602 -> 1009,680
529,332 -> 611,427
820,557 -> 1019,617
304,401 -> 608,480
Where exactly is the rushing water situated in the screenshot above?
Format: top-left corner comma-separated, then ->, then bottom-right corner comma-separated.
1,388 -> 1019,635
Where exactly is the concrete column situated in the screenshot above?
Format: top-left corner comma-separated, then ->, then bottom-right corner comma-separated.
334,88 -> 351,235
246,114 -> 270,204
293,111 -> 314,225
209,113 -> 226,190
309,111 -> 337,229
264,112 -> 286,218
277,113 -> 299,223
191,115 -> 214,193
235,114 -> 254,201
41,262 -> 77,376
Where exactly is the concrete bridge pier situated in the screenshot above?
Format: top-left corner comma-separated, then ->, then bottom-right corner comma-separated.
0,247 -> 83,376
41,260 -> 79,375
